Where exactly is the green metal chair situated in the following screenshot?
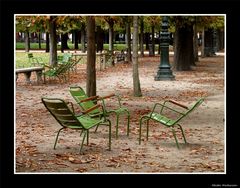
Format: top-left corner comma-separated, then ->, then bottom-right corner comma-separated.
69,86 -> 130,139
41,97 -> 111,154
139,98 -> 204,148
27,53 -> 44,67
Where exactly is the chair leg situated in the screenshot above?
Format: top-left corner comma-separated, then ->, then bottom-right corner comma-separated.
54,127 -> 64,149
79,130 -> 87,154
80,129 -> 83,136
106,119 -> 112,151
94,114 -> 103,133
94,124 -> 99,133
146,119 -> 150,140
177,124 -> 187,144
126,110 -> 130,136
171,127 -> 180,149
116,113 -> 120,139
139,116 -> 145,145
87,130 -> 89,145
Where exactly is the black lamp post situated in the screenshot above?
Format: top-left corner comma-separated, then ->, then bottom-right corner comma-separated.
155,16 -> 175,81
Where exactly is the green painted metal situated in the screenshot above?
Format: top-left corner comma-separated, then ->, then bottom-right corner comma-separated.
139,98 -> 204,148
69,86 -> 130,139
155,16 -> 175,81
27,53 -> 44,67
42,97 -> 111,154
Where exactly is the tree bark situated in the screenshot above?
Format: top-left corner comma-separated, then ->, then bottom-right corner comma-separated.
96,26 -> 104,52
219,29 -> 224,50
108,22 -> 114,66
132,16 -> 142,97
45,32 -> 50,52
140,18 -> 144,57
158,31 -> 161,54
150,25 -> 155,56
109,22 -> 114,52
74,30 -> 79,50
174,23 -> 194,71
81,24 -> 86,53
145,32 -> 150,50
193,22 -> 199,63
86,16 -> 96,97
126,21 -> 132,63
38,32 -> 41,49
61,33 -> 69,53
24,30 -> 30,52
49,16 -> 57,66
204,28 -> 214,57
201,27 -> 205,57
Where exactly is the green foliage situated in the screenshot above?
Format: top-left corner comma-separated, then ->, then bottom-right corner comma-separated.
56,16 -> 84,34
143,16 -> 162,32
16,16 -> 50,33
169,16 -> 225,31
16,16 -> 33,32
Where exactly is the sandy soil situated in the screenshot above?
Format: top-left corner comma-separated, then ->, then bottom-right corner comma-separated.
15,55 -> 225,173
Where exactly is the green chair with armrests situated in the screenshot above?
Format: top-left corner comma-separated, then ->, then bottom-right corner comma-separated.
69,86 -> 130,139
41,97 -> 111,154
139,98 -> 204,149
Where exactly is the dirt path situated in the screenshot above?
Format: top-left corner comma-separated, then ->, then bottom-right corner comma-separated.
15,55 -> 225,173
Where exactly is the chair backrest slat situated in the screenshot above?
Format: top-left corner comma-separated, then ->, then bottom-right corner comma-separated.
42,97 -> 83,128
174,98 -> 204,124
186,98 -> 204,115
69,86 -> 101,114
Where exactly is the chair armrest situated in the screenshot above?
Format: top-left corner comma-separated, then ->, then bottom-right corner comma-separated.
98,93 -> 115,100
97,93 -> 122,108
82,104 -> 101,114
165,100 -> 189,110
79,95 -> 99,103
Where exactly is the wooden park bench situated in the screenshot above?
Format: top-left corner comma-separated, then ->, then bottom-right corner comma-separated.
16,67 -> 45,84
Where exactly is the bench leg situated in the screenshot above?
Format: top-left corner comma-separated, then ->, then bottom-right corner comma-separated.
36,70 -> 43,83
24,72 -> 31,84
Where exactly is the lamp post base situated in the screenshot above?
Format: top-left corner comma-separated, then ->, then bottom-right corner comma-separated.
155,69 -> 175,81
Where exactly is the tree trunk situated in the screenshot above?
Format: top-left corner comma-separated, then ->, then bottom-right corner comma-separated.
61,33 -> 69,53
145,32 -> 150,50
126,21 -> 132,63
201,27 -> 205,57
140,18 -> 144,57
150,25 -> 155,56
45,32 -> 50,52
108,22 -> 114,66
24,30 -> 30,52
49,16 -> 57,66
74,30 -> 79,50
174,24 -> 194,71
193,22 -> 199,63
132,16 -> 142,97
109,22 -> 114,52
204,28 -> 214,57
86,16 -> 96,97
81,24 -> 86,53
219,29 -> 224,50
38,32 -> 41,49
96,26 -> 104,52
158,31 -> 161,54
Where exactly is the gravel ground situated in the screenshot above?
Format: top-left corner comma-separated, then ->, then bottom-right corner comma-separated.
15,55 -> 225,174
